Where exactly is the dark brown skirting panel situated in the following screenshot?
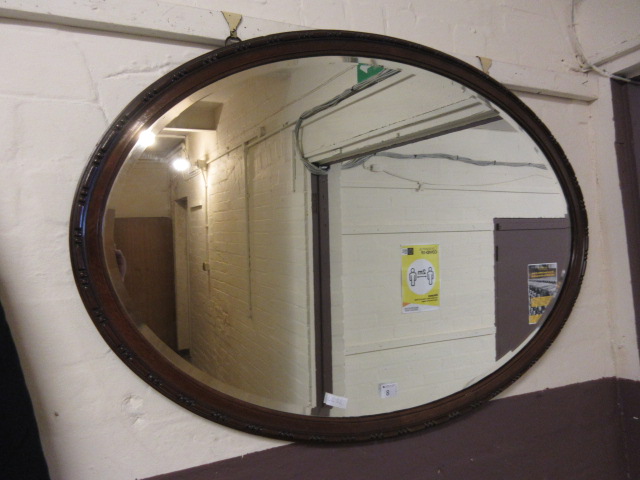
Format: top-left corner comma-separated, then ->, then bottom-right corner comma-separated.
618,378 -> 640,478
144,378 -> 640,480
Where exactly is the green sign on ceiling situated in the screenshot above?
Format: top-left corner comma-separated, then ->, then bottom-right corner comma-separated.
357,63 -> 385,83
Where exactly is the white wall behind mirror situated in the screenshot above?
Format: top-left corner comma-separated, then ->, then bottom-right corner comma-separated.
104,55 -> 570,417
3,0 -> 639,477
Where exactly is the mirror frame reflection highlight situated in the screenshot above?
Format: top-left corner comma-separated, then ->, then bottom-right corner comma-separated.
70,30 -> 588,442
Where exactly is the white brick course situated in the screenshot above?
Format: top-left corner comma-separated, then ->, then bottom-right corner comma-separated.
0,0 -> 638,478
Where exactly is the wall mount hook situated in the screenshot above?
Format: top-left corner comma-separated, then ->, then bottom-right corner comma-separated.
477,56 -> 493,75
222,11 -> 243,45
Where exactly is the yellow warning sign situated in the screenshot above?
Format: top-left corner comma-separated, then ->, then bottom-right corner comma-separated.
528,263 -> 557,324
401,245 -> 440,314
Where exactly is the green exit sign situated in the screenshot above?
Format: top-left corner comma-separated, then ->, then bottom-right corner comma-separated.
357,63 -> 385,83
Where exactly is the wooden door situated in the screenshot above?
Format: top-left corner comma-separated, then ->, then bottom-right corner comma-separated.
114,217 -> 177,350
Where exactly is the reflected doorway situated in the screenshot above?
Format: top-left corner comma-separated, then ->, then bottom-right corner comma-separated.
494,217 -> 570,360
113,216 -> 178,350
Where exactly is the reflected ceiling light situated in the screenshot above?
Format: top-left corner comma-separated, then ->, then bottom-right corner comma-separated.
171,157 -> 191,172
138,130 -> 156,148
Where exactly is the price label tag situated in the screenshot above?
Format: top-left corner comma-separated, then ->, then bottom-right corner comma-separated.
379,383 -> 398,398
324,392 -> 348,409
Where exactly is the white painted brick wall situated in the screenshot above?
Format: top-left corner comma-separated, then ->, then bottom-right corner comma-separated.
334,125 -> 567,414
0,0 -> 638,478
167,74 -> 316,414
0,17 -> 277,480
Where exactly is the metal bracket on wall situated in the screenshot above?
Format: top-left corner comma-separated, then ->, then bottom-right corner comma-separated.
477,56 -> 493,75
222,11 -> 243,45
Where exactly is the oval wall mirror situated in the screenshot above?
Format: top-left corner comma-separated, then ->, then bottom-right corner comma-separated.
71,30 -> 587,441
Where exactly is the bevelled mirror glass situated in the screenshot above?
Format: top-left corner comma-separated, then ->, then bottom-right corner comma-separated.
71,30 -> 587,441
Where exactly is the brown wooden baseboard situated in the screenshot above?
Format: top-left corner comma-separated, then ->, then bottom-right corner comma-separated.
144,377 -> 640,480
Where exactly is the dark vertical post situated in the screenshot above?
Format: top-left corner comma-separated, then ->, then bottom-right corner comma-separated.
311,173 -> 333,415
0,302 -> 51,479
612,77 -> 640,365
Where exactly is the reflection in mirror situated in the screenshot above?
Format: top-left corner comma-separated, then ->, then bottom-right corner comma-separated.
104,56 -> 569,417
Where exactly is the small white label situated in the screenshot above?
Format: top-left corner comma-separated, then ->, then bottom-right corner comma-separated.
324,392 -> 348,409
379,383 -> 398,398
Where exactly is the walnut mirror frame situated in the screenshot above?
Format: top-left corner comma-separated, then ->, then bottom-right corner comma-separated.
70,30 -> 588,442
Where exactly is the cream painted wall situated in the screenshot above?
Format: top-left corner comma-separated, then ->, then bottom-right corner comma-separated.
0,1 -> 638,478
169,115 -> 315,415
336,126 -> 568,415
109,161 -> 172,218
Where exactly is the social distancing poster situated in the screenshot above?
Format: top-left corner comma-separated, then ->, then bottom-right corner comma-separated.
401,244 -> 440,314
528,262 -> 558,324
